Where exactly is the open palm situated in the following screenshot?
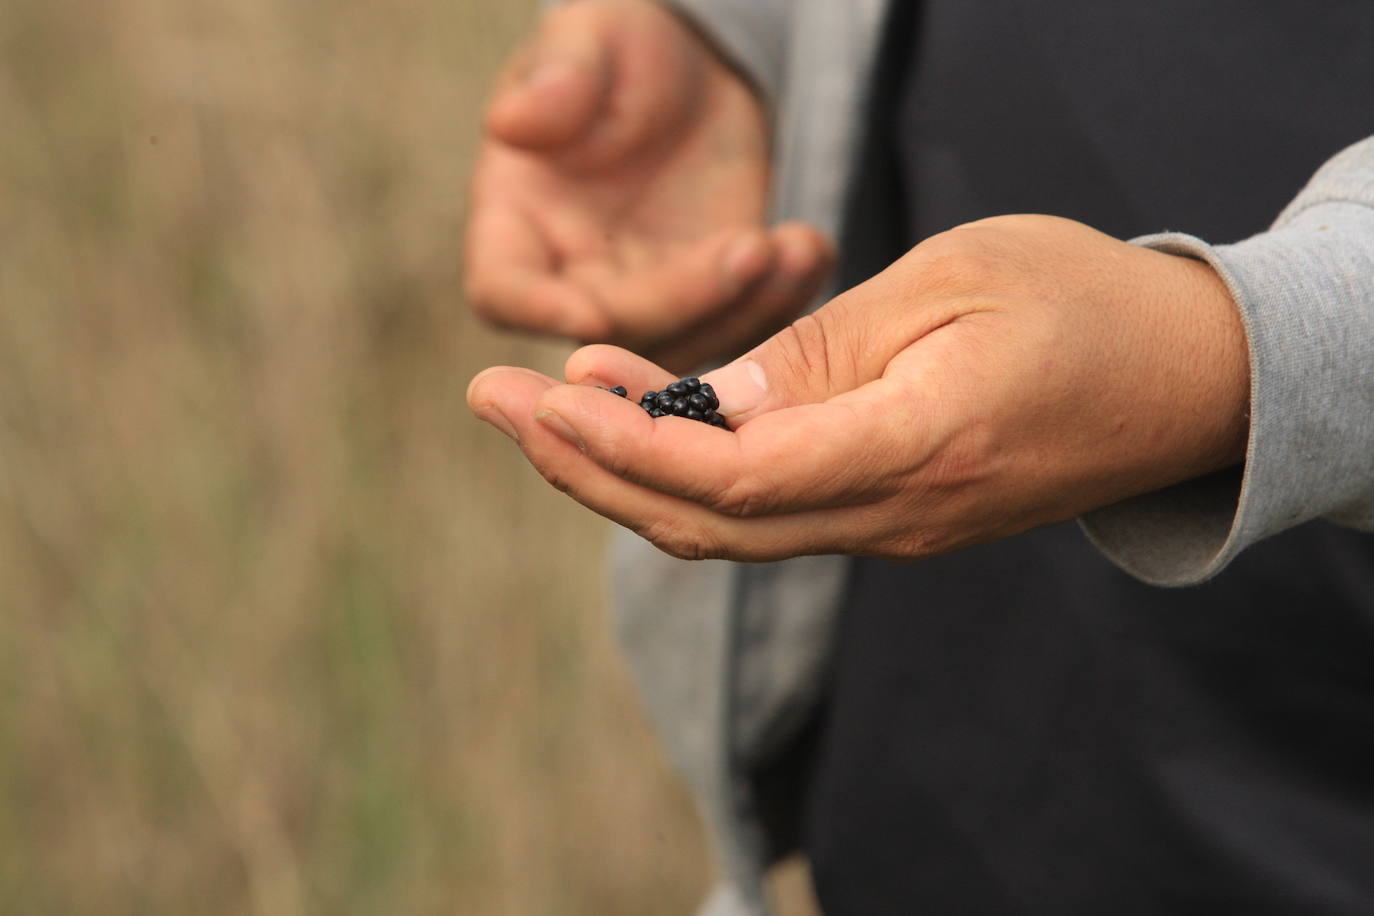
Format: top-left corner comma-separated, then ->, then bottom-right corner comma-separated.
464,0 -> 833,372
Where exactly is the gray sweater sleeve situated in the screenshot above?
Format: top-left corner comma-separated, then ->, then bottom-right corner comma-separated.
541,1 -> 787,104
661,0 -> 788,104
1081,136 -> 1374,587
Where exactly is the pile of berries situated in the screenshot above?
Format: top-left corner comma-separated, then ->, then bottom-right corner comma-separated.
602,377 -> 730,430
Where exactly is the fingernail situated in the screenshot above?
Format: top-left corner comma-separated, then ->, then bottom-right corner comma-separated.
701,359 -> 767,417
535,409 -> 584,451
476,405 -> 519,442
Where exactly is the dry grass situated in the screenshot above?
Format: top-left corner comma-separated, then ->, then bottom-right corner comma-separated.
0,0 -> 768,911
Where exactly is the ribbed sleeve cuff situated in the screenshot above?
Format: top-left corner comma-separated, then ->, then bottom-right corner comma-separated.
1082,200 -> 1374,586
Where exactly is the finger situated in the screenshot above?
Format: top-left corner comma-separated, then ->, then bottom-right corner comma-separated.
517,387 -> 872,562
485,9 -> 612,150
571,227 -> 774,344
645,221 -> 836,373
535,376 -> 943,518
563,344 -> 676,394
560,337 -> 917,516
464,194 -> 612,340
467,365 -> 559,421
470,367 -> 897,560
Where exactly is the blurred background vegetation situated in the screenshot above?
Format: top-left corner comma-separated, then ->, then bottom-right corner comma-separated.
0,0 -> 835,912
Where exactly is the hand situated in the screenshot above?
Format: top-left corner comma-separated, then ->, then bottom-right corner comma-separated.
467,215 -> 1251,562
465,0 -> 834,373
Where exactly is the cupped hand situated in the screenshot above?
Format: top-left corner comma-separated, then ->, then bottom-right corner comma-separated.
467,215 -> 1251,562
465,0 -> 833,373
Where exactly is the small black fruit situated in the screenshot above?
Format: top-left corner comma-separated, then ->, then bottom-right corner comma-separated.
623,377 -> 733,430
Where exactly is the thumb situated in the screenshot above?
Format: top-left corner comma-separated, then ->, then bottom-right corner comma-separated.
700,257 -> 964,425
701,295 -> 879,425
484,14 -> 611,150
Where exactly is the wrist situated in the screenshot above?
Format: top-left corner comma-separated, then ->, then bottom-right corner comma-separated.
1170,251 -> 1252,472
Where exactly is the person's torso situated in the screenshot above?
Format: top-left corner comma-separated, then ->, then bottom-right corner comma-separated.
804,3 -> 1374,913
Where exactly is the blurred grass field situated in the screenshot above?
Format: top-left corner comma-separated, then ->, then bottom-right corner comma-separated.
0,0 -> 820,911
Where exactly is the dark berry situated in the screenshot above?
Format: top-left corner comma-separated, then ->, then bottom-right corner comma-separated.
629,376 -> 734,431
609,385 -> 628,398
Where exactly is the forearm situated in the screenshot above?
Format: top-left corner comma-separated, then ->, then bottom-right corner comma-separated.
1083,136 -> 1374,586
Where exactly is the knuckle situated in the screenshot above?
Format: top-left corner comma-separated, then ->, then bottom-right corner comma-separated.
907,237 -> 993,296
883,527 -> 951,562
539,464 -> 575,496
593,436 -> 637,480
638,517 -> 718,562
770,312 -> 842,392
708,472 -> 775,519
910,217 -> 1053,295
788,313 -> 833,374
